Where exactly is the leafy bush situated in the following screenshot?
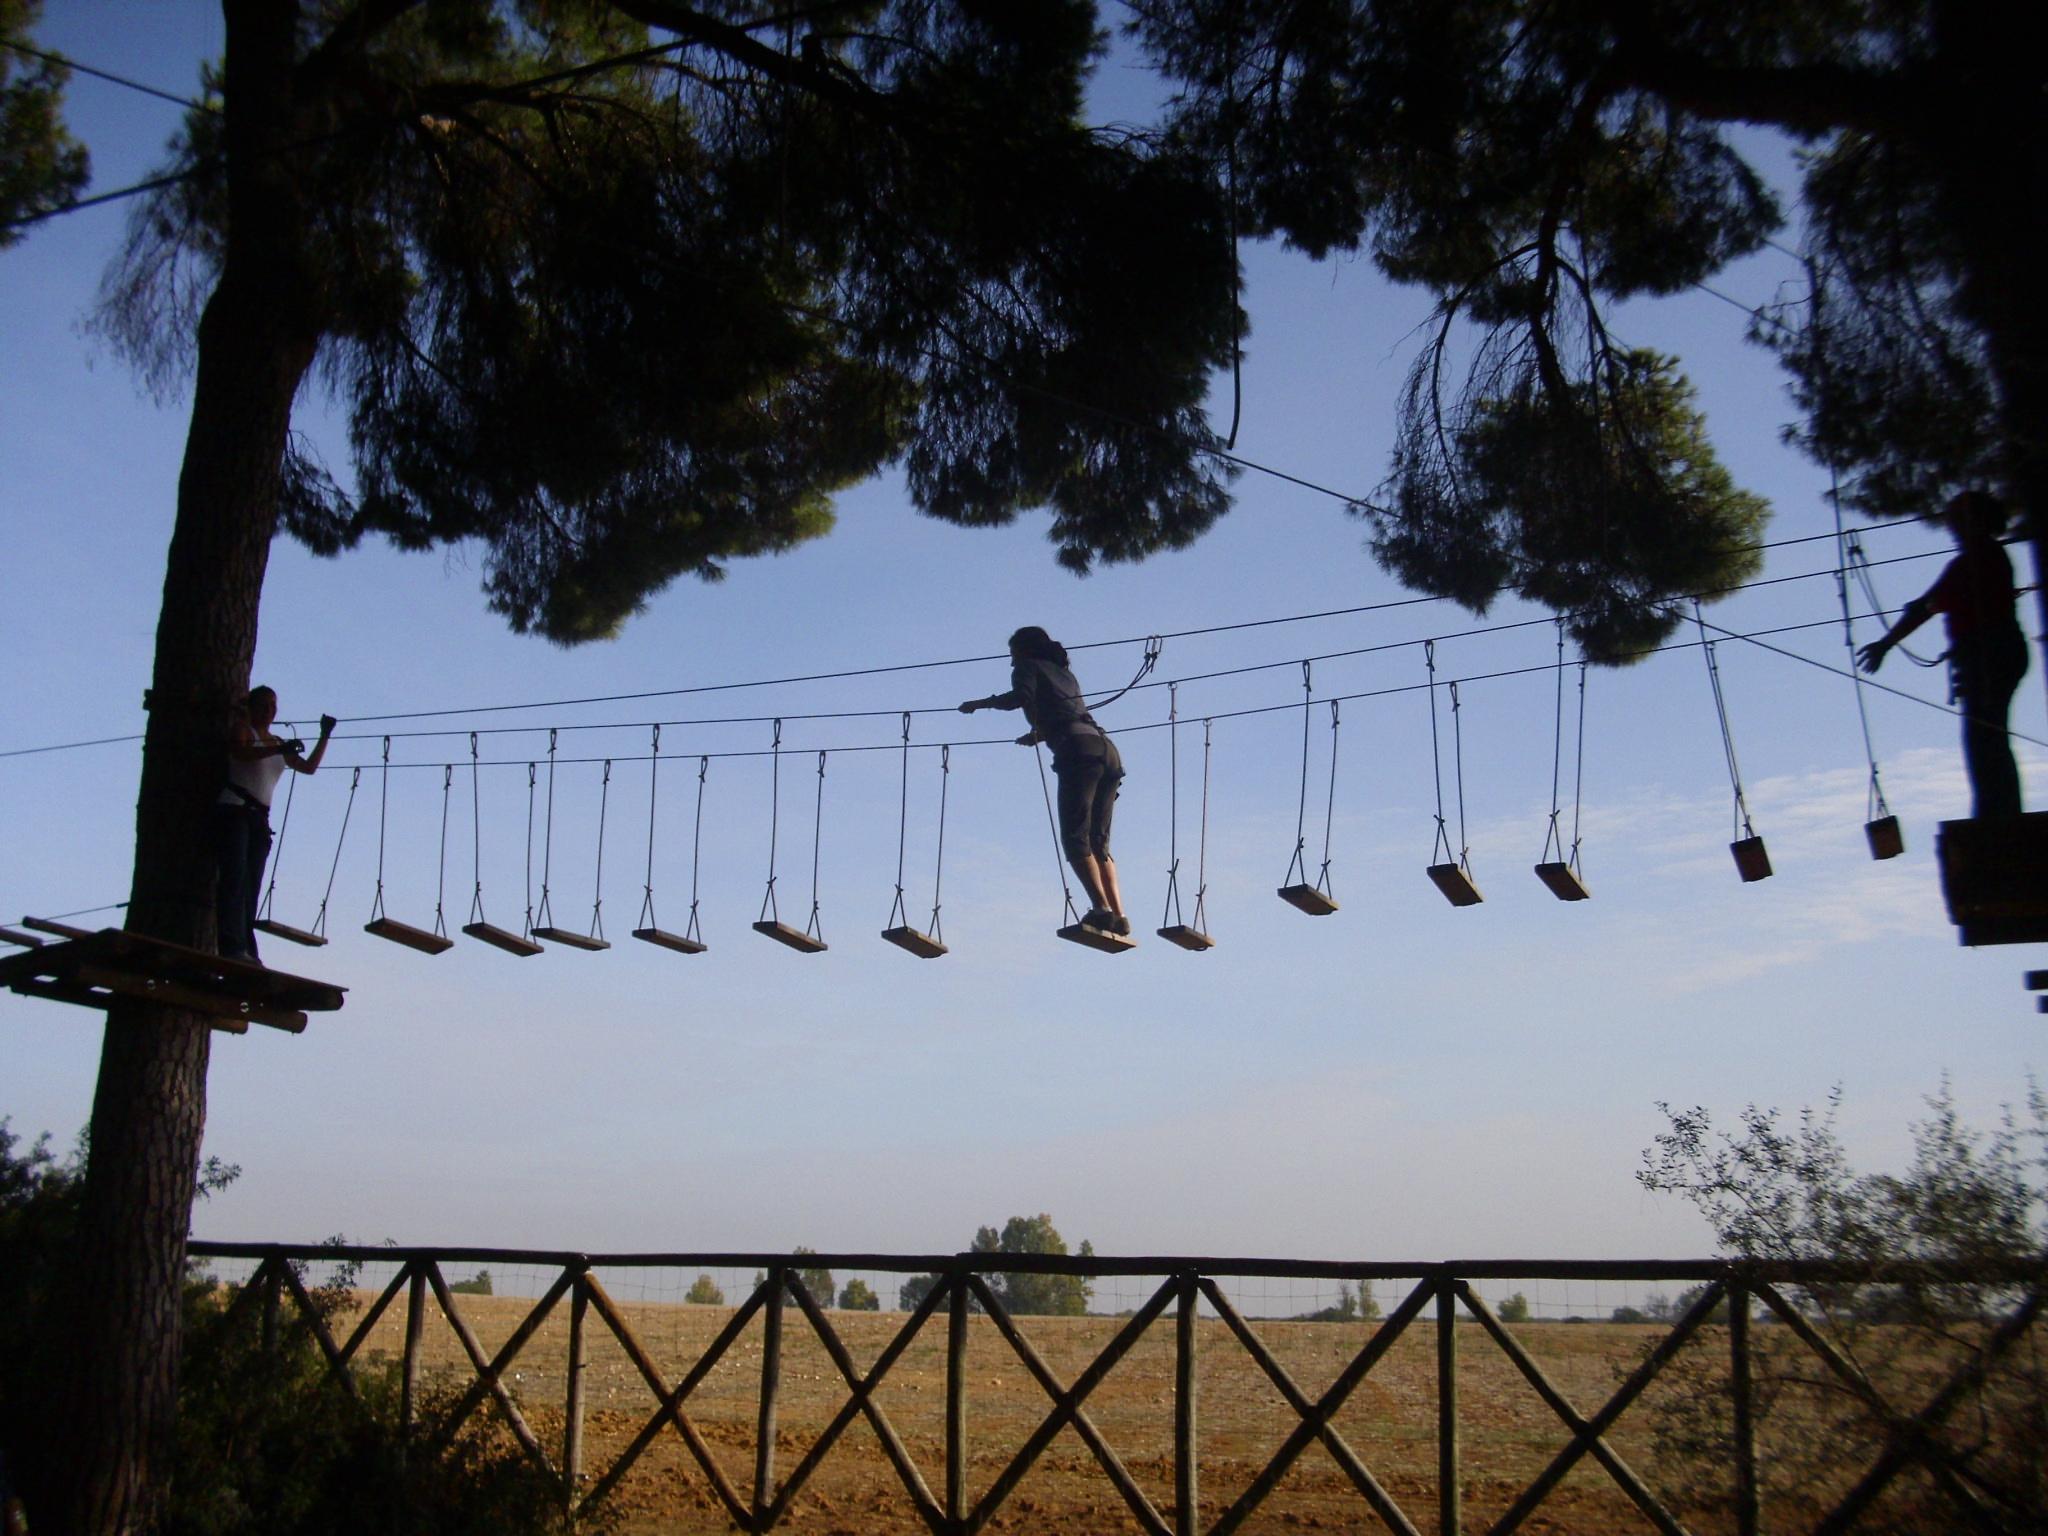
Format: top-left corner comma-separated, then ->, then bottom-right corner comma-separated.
1497,1292 -> 1531,1323
684,1273 -> 725,1306
838,1278 -> 880,1311
0,1123 -> 600,1536
1636,1083 -> 2047,1533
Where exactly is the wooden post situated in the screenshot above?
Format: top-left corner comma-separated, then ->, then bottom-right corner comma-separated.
754,1267 -> 785,1526
564,1267 -> 589,1520
261,1257 -> 282,1357
947,1275 -> 967,1533
1729,1281 -> 1757,1536
400,1263 -> 426,1437
1436,1275 -> 1458,1536
1176,1273 -> 1199,1536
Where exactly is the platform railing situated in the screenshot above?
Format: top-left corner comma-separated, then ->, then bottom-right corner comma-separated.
184,1244 -> 2046,1536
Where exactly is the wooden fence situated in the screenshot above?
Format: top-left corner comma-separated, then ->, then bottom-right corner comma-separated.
185,1243 -> 2045,1536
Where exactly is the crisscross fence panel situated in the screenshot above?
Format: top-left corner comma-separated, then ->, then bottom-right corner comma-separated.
186,1244 -> 2045,1536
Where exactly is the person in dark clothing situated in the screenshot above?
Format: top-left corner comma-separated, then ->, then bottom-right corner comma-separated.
961,626 -> 1130,935
1859,489 -> 2031,817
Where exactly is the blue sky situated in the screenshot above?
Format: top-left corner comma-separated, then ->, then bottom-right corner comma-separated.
2,2 -> 2041,1275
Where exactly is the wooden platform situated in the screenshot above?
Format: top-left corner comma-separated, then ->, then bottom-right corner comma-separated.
0,926 -> 45,948
463,921 -> 543,956
1427,863 -> 1484,907
1276,884 -> 1338,916
754,920 -> 827,953
0,928 -> 345,1034
1938,813 -> 2048,946
1157,923 -> 1215,951
881,925 -> 947,958
1058,922 -> 1135,953
1533,862 -> 1589,901
253,917 -> 327,948
633,926 -> 706,955
533,926 -> 610,952
23,917 -> 93,940
1730,835 -> 1773,883
364,917 -> 454,955
1864,815 -> 1904,861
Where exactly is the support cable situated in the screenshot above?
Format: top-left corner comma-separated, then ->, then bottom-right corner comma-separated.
888,711 -> 913,931
806,750 -> 827,944
1696,601 -> 1759,842
638,724 -> 662,931
368,735 -> 393,922
257,765 -> 298,924
588,758 -> 611,942
686,756 -> 709,946
535,730 -> 559,932
759,719 -> 784,926
433,763 -> 452,939
1035,744 -> 1079,926
927,745 -> 950,942
312,767 -> 360,941
1282,661 -> 1315,889
1163,683 -> 1185,929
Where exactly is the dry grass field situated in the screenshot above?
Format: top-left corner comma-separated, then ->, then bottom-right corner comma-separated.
304,1278 -> 1966,1536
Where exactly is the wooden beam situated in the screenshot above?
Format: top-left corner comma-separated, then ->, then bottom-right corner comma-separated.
1439,1276 -> 1460,1536
278,1261 -> 364,1404
578,1274 -> 759,1529
1197,1279 -> 1422,1536
1175,1274 -> 1198,1536
966,1273 -> 1174,1536
754,1269 -> 785,1523
946,1278 -> 967,1530
1729,1282 -> 1757,1536
424,1262 -> 557,1477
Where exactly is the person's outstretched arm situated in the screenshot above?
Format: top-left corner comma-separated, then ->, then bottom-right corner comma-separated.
1858,593 -> 1934,673
286,715 -> 337,774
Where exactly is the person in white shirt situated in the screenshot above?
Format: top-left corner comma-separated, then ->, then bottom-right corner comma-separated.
217,686 -> 334,962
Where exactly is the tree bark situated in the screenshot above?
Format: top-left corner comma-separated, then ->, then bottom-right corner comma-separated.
33,3 -> 321,1530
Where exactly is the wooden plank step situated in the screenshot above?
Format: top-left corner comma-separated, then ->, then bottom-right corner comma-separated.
532,926 -> 610,952
753,920 -> 826,953
1534,862 -> 1590,901
23,917 -> 94,940
1428,863 -> 1484,907
1730,835 -> 1773,883
2025,970 -> 2048,991
1057,922 -> 1135,953
253,918 -> 328,948
364,917 -> 454,955
632,927 -> 706,955
1276,884 -> 1338,916
1156,924 -> 1215,951
0,926 -> 45,947
881,925 -> 947,959
462,922 -> 543,956
1865,815 -> 1905,861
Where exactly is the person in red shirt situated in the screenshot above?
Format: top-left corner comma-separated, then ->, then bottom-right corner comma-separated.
1858,490 -> 2030,817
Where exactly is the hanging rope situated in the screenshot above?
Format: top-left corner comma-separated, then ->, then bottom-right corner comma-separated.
467,733 -> 492,927
369,735 -> 394,922
433,764 -> 452,939
1193,719 -> 1213,934
638,725 -> 662,930
1696,600 -> 1759,841
1035,743 -> 1079,925
889,712 -> 914,931
927,744 -> 950,942
1448,682 -> 1473,876
686,755 -> 708,946
1318,699 -> 1341,895
1283,661 -> 1316,889
759,719 -> 784,925
1541,620 -> 1573,867
522,760 -> 538,941
805,749 -> 827,944
535,729 -> 560,931
1831,480 -> 1896,823
1163,683 -> 1186,929
1427,642 -> 1456,866
588,758 -> 611,941
256,765 -> 298,924
311,767 -> 360,941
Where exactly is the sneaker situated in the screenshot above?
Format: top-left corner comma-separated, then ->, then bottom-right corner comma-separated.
1110,914 -> 1132,937
1080,907 -> 1115,931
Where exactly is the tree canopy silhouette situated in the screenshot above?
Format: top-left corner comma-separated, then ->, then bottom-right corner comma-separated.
1131,0 -> 2047,661
0,0 -> 88,244
21,4 -> 1234,1531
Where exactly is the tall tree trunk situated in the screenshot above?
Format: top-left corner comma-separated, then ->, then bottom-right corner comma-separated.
34,3 -> 320,1529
